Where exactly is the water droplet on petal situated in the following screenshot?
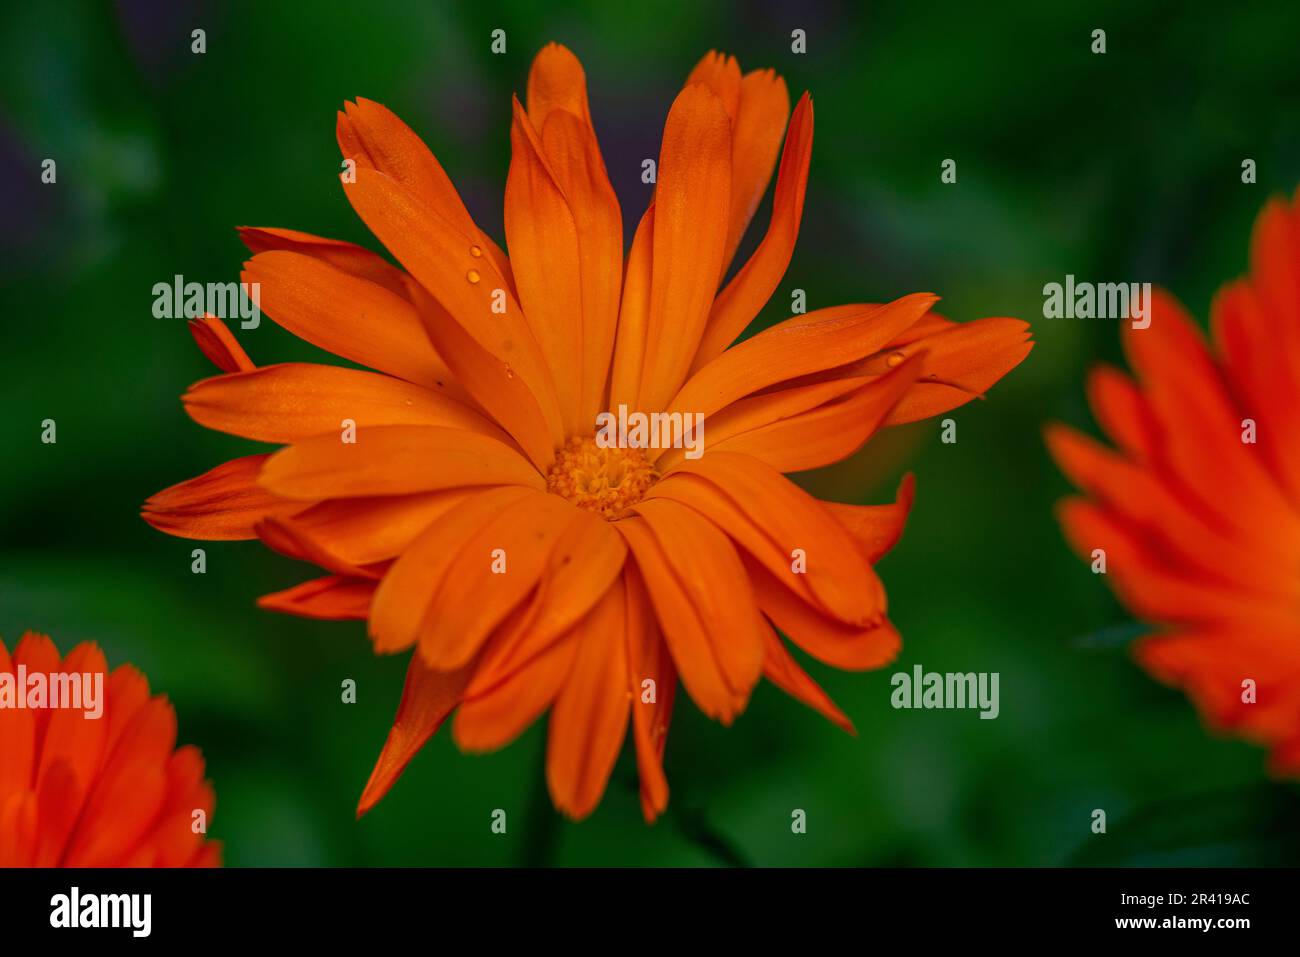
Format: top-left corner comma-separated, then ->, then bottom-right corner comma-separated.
469,244 -> 483,258
466,269 -> 481,284
504,363 -> 514,379
886,350 -> 906,368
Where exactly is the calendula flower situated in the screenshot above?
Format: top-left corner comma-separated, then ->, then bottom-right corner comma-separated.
0,632 -> 221,866
143,45 -> 1031,820
1047,187 -> 1300,775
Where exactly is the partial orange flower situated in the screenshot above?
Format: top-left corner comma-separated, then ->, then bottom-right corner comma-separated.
0,632 -> 221,866
1048,187 -> 1300,775
143,45 -> 1031,820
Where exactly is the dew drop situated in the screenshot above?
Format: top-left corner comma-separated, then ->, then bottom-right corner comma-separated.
469,244 -> 483,258
504,363 -> 515,379
886,350 -> 906,368
466,269 -> 481,284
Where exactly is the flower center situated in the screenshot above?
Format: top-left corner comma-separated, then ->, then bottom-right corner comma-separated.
546,435 -> 658,519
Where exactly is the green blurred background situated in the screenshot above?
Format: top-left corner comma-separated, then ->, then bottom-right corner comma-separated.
3,0 -> 1299,866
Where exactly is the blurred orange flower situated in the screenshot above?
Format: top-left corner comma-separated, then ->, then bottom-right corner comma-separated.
0,632 -> 221,866
1048,187 -> 1300,774
143,45 -> 1031,820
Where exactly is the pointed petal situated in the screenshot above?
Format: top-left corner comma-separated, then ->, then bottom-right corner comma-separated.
624,567 -> 675,822
183,363 -> 504,444
356,652 -> 475,817
618,502 -> 763,723
188,316 -> 253,373
367,486 -> 536,654
651,451 -> 883,624
761,625 -> 855,733
881,316 -> 1033,424
237,226 -> 411,297
259,425 -> 543,500
241,250 -> 456,392
608,204 -> 655,410
343,167 -> 564,466
142,454 -> 293,540
687,353 -> 921,472
693,92 -> 810,366
670,294 -> 936,420
257,575 -> 375,620
546,584 -> 631,819
820,473 -> 917,563
336,97 -> 511,283
746,556 -> 899,670
505,97 -> 586,433
637,84 -> 733,411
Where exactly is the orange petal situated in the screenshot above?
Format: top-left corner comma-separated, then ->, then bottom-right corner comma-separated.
699,353 -> 922,472
746,556 -> 899,670
1121,288 -> 1297,537
0,792 -> 37,867
257,575 -> 375,620
693,91 -> 809,367
819,472 -> 916,563
546,583 -> 631,819
1212,275 -> 1300,503
285,489 -> 477,565
618,502 -> 763,723
670,294 -> 936,420
608,203 -> 655,410
183,362 -> 504,445
651,452 -> 883,624
188,316 -> 253,372
881,316 -> 1033,424
356,652 -> 475,817
367,486 -> 537,654
1247,195 -> 1300,366
241,250 -> 456,392
1055,497 -> 1276,627
33,760 -> 87,866
259,425 -> 542,500
453,625 -> 578,753
527,43 -> 593,127
343,167 -> 563,466
64,698 -> 174,866
624,568 -> 675,822
685,51 -> 741,123
413,493 -> 581,670
539,108 -> 622,426
722,70 -> 794,271
336,97 -> 511,284
238,225 -> 411,297
1085,364 -> 1161,461
656,376 -> 861,471
0,640 -> 36,811
761,625 -> 855,734
464,509 -> 627,698
253,515 -> 380,579
637,84 -> 733,412
35,643 -> 108,801
1045,423 -> 1290,591
142,454 -> 294,541
505,97 -> 585,433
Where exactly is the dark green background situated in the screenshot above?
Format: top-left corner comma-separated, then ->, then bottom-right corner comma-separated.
3,0 -> 1299,866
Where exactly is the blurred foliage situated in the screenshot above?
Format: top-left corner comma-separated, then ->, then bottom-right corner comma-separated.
1,0 -> 1298,866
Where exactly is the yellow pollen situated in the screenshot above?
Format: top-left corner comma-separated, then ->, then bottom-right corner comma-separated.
546,435 -> 658,519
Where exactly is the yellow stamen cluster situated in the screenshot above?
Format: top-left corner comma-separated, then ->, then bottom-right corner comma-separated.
546,435 -> 658,520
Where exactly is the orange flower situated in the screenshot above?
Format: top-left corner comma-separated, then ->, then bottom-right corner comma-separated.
1048,187 -> 1300,775
143,45 -> 1031,820
0,632 -> 221,866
